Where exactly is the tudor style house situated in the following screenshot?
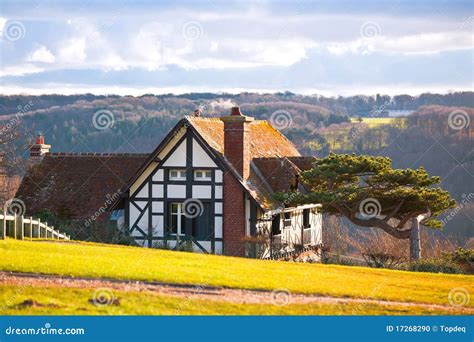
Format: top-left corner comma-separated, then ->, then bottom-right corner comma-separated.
16,107 -> 322,258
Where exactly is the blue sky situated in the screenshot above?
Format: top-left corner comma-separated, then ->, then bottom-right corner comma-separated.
0,0 -> 473,95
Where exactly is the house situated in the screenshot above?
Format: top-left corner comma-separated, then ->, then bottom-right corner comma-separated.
16,107 -> 322,258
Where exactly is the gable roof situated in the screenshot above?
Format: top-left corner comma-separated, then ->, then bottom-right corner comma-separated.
16,153 -> 148,220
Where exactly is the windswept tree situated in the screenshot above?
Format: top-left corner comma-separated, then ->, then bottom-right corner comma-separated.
275,154 -> 456,260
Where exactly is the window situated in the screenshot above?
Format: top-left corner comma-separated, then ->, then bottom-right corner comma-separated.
303,209 -> 310,228
283,212 -> 292,227
168,203 -> 186,235
194,169 -> 212,181
271,215 -> 281,235
169,169 -> 186,181
192,203 -> 212,238
167,202 -> 212,239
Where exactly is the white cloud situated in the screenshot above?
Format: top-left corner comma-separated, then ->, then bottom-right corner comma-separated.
0,63 -> 44,77
58,37 -> 87,63
27,45 -> 56,63
327,32 -> 474,55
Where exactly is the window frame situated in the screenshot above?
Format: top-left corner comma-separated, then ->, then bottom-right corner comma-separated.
169,169 -> 186,181
193,169 -> 212,181
168,202 -> 186,236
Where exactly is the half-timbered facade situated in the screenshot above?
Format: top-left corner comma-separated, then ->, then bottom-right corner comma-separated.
114,107 -> 322,257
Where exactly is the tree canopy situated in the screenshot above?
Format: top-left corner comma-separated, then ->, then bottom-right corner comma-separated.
275,153 -> 456,239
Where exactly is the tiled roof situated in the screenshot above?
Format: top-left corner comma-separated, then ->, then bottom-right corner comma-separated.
186,116 -> 301,159
15,153 -> 148,220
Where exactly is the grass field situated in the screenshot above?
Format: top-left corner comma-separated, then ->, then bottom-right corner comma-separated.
1,239 -> 472,315
350,117 -> 401,127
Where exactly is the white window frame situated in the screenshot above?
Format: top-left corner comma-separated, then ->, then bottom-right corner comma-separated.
169,169 -> 186,181
170,202 -> 186,236
194,169 -> 212,181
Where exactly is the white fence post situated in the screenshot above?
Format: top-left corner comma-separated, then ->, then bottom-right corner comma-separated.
29,217 -> 33,240
17,215 -> 24,240
13,213 -> 17,239
1,213 -> 5,239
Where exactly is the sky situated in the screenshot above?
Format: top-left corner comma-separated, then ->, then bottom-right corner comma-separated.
0,0 -> 473,96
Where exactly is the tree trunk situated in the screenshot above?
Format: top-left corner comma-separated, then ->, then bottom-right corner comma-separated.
409,218 -> 421,261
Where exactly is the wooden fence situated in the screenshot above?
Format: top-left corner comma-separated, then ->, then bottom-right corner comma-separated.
0,212 -> 70,241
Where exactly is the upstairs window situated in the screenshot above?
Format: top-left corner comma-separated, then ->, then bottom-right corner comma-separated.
169,169 -> 186,181
194,170 -> 212,181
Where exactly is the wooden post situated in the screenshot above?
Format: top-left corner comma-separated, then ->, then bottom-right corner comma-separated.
13,213 -> 17,239
29,217 -> 33,240
1,213 -> 5,240
37,218 -> 41,238
44,222 -> 48,239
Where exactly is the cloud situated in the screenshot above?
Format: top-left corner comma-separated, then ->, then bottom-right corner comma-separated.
27,45 -> 55,63
327,32 -> 473,56
0,64 -> 44,77
58,37 -> 87,63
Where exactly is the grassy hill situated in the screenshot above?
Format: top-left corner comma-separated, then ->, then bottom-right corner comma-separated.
1,239 -> 472,315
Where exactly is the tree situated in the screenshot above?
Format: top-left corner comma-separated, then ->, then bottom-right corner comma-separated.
275,153 -> 456,260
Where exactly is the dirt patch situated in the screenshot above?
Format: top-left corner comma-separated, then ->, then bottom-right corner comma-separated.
15,299 -> 60,309
1,271 -> 472,314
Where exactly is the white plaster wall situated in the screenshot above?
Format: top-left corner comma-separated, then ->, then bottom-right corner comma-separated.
192,138 -> 217,167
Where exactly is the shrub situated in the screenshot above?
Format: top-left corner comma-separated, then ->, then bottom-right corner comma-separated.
443,248 -> 474,274
406,258 -> 462,274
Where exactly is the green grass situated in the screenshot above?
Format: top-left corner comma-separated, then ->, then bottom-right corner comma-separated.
1,239 -> 473,310
0,284 -> 465,315
350,117 -> 400,127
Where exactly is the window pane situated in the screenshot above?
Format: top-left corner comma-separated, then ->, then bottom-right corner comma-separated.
192,203 -> 211,239
170,170 -> 178,178
205,171 -> 212,178
271,215 -> 280,235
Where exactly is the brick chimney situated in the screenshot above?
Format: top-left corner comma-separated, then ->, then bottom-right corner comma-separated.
29,134 -> 51,164
220,106 -> 254,180
220,107 -> 253,257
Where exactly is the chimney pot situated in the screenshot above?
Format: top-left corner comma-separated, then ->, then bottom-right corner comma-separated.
231,107 -> 242,116
36,134 -> 44,145
194,109 -> 201,117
